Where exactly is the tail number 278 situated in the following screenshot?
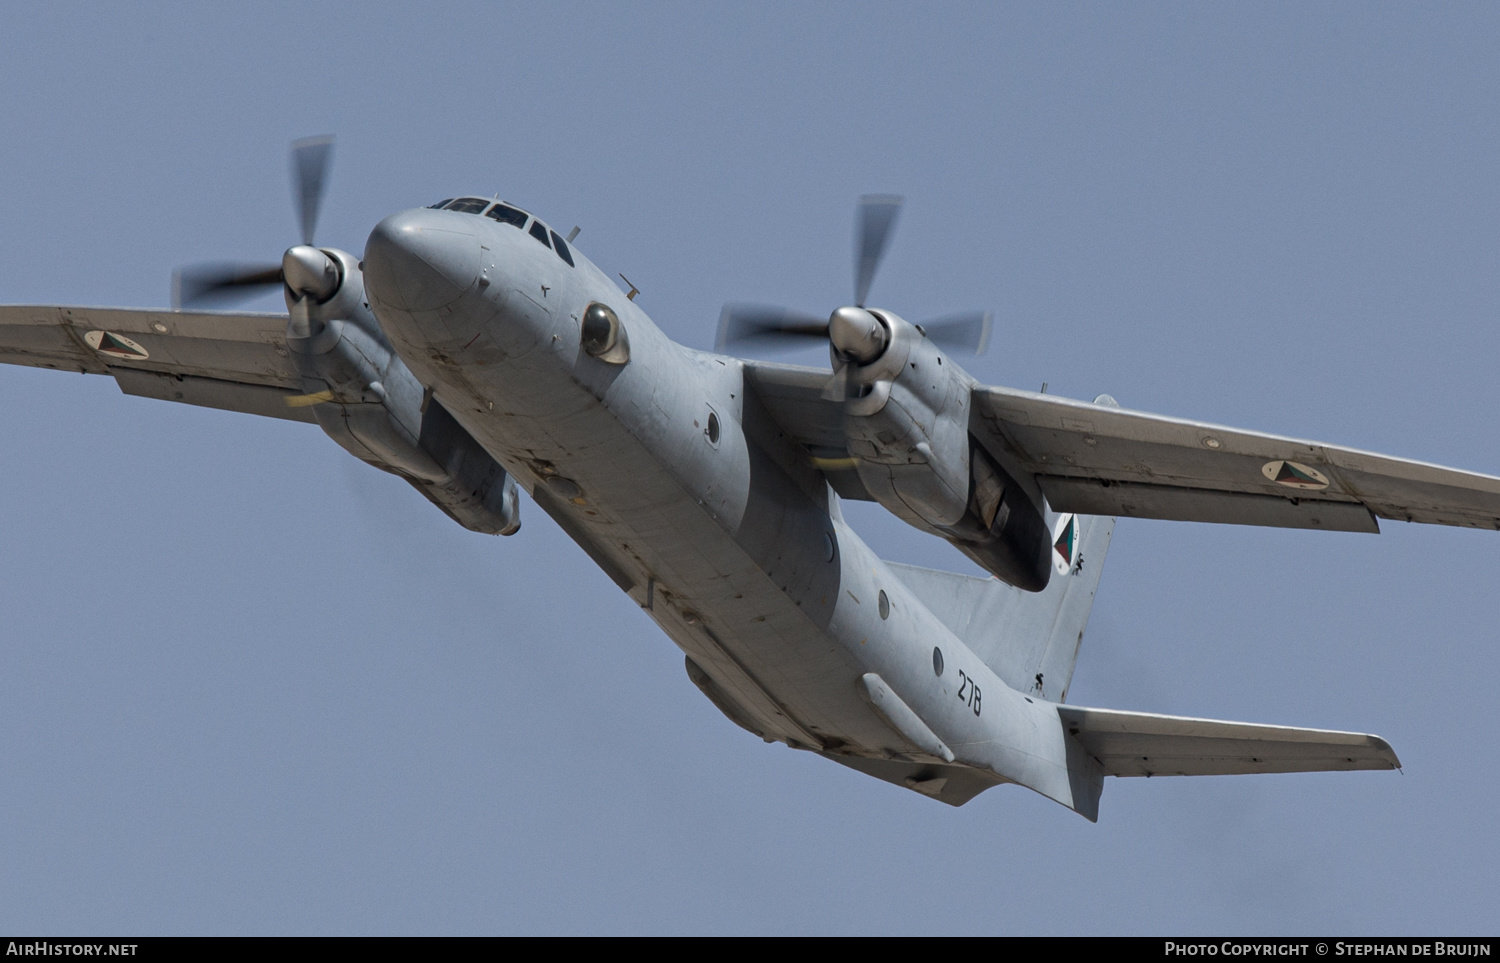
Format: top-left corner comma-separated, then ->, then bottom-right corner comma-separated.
955,670 -> 982,717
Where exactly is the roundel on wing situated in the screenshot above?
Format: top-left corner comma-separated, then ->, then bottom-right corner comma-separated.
1052,513 -> 1079,576
83,330 -> 149,361
1261,460 -> 1330,491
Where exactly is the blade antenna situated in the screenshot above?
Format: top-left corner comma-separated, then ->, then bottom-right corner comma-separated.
854,194 -> 903,307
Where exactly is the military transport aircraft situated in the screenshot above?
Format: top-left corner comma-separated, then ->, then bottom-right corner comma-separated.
5,138 -> 1498,820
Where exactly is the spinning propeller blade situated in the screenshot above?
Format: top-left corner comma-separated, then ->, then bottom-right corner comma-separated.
291,135 -> 334,247
919,310 -> 992,356
820,363 -> 852,402
172,262 -> 284,311
716,304 -> 829,352
854,194 -> 902,308
715,195 -> 989,362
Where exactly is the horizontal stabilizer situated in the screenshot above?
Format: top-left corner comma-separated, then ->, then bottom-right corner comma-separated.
1057,705 -> 1399,777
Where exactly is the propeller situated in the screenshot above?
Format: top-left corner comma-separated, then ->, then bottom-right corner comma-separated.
917,310 -> 992,356
714,305 -> 828,352
854,194 -> 901,309
291,134 -> 333,247
172,135 -> 339,310
716,194 -> 991,363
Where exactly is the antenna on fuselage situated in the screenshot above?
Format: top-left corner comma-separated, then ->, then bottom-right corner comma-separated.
619,273 -> 639,302
566,226 -> 581,243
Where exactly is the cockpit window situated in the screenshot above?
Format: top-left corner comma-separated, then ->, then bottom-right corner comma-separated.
528,219 -> 552,249
444,197 -> 491,214
485,204 -> 528,229
550,230 -> 575,267
428,198 -> 455,209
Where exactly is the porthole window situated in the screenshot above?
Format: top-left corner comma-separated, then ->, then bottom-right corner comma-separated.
932,647 -> 944,676
822,532 -> 835,562
705,411 -> 720,445
878,590 -> 890,620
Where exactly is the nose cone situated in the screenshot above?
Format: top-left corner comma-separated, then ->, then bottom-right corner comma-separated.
364,209 -> 481,312
829,306 -> 887,364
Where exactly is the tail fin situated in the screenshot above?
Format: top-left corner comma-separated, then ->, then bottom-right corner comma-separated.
887,512 -> 1114,701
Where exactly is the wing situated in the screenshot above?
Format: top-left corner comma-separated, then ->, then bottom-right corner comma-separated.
741,358 -> 874,501
0,304 -> 315,423
743,358 -> 1500,532
973,385 -> 1500,533
1057,705 -> 1399,777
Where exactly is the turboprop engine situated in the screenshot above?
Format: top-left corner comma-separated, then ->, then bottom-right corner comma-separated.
172,136 -> 521,536
833,306 -> 1052,591
281,247 -> 521,535
717,195 -> 1053,590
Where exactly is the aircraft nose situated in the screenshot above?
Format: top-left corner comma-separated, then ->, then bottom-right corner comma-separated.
364,209 -> 481,312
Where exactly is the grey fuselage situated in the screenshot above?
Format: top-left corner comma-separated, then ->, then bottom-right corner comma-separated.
357,205 -> 1081,806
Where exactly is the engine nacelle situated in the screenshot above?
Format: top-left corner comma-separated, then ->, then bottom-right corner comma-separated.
285,248 -> 520,535
948,441 -> 1052,591
841,309 -> 1051,591
845,311 -> 971,529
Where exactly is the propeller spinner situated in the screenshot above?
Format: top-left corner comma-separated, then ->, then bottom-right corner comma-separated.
172,135 -> 341,310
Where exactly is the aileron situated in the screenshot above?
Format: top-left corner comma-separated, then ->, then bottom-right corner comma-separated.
1041,476 -> 1380,532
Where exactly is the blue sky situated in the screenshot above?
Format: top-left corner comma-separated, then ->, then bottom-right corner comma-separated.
1,2 -> 1497,934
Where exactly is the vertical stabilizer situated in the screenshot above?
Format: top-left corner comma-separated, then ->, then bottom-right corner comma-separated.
887,512 -> 1114,701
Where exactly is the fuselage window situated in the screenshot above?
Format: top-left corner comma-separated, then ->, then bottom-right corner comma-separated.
428,198 -> 455,209
550,230 -> 575,267
486,204 -> 528,229
444,197 -> 491,214
528,219 -> 553,248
